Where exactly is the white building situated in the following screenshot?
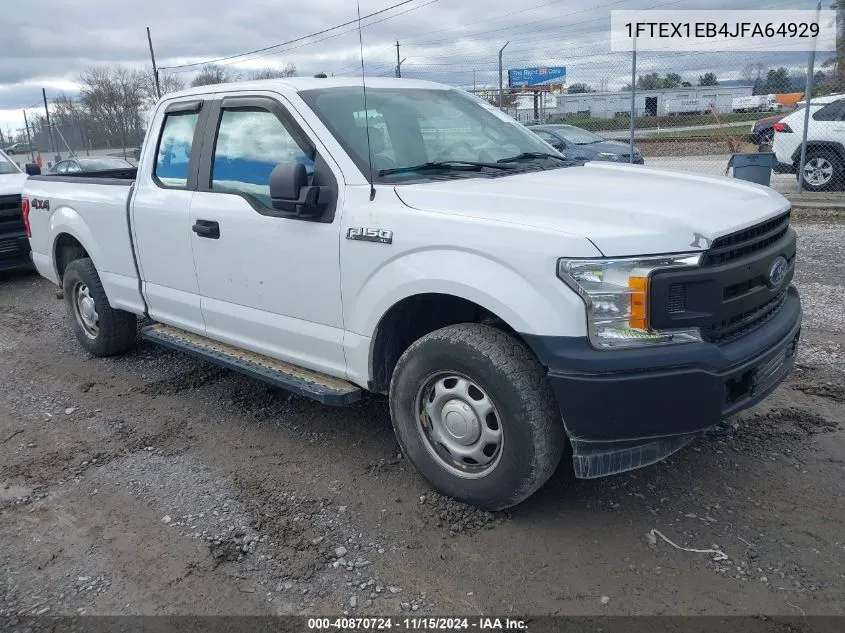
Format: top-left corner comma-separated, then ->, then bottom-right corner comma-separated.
512,85 -> 754,122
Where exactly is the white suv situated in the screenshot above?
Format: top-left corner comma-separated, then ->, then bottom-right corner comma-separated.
772,94 -> 845,191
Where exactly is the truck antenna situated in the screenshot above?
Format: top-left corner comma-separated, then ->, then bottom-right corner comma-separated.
357,0 -> 376,201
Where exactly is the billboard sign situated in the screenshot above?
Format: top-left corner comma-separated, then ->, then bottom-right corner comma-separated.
508,66 -> 567,87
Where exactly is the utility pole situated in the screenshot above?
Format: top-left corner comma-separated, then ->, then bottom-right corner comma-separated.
147,26 -> 161,99
42,88 -> 58,161
394,41 -> 405,78
22,110 -> 35,163
473,69 -> 476,94
498,41 -> 510,110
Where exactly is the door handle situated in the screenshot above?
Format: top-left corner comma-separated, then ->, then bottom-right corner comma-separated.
192,220 -> 220,239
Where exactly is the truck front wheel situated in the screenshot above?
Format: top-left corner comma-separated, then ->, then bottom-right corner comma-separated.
389,324 -> 565,510
63,258 -> 137,356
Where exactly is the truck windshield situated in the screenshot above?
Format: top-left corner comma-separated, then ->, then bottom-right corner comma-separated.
299,86 -> 568,182
0,152 -> 21,175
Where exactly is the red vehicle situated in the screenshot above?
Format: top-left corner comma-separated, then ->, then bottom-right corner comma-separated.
748,112 -> 789,147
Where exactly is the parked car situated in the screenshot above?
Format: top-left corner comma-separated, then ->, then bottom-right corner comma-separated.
0,149 -> 39,272
772,94 -> 845,191
530,124 -> 644,164
4,142 -> 35,155
23,78 -> 800,509
48,156 -> 135,174
748,112 -> 789,147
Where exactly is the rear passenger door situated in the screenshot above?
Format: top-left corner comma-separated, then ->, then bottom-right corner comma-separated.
189,93 -> 346,377
131,99 -> 212,334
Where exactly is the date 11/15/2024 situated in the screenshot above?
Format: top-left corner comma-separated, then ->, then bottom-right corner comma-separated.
308,617 -> 528,630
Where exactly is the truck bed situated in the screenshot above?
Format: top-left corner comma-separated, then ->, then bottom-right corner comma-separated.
23,175 -> 142,313
32,167 -> 138,183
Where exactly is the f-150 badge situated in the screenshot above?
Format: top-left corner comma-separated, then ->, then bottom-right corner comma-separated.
347,227 -> 393,244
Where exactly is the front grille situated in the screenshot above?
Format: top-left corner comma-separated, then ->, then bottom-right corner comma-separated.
649,212 -> 795,346
702,289 -> 788,345
0,195 -> 24,235
667,283 -> 686,313
702,211 -> 790,267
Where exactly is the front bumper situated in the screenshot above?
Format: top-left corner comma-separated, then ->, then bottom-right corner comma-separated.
0,231 -> 32,272
523,285 -> 802,478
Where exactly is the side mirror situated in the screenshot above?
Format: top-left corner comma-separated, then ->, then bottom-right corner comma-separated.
25,163 -> 41,176
269,162 -> 327,218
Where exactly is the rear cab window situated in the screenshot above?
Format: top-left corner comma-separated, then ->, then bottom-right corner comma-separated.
155,111 -> 199,187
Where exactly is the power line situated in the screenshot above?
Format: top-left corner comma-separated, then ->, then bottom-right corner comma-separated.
160,0 -> 426,71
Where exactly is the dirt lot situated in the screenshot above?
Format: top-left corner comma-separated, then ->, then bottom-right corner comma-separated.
1,210 -> 843,623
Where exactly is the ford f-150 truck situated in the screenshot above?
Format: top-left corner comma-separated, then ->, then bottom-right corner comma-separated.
23,78 -> 801,509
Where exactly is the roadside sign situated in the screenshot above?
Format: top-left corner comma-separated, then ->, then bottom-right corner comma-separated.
508,67 -> 567,88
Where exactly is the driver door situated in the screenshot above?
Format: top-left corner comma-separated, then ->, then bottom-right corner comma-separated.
189,93 -> 347,377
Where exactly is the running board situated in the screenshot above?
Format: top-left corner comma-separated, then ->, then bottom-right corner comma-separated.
140,324 -> 361,406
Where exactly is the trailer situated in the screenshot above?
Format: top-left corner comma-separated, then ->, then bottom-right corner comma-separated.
664,98 -> 714,116
732,94 -> 782,113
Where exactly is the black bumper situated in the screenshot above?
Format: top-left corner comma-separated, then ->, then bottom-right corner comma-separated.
523,285 -> 802,477
0,232 -> 32,272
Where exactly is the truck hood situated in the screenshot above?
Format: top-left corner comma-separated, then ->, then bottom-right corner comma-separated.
0,173 -> 28,197
394,162 -> 790,257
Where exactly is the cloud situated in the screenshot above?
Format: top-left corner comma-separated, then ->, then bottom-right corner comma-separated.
0,0 -> 830,130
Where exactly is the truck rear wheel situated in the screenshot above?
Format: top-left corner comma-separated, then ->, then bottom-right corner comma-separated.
389,323 -> 564,510
63,258 -> 137,356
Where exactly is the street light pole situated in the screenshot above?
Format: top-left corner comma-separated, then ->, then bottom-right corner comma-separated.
498,41 -> 510,110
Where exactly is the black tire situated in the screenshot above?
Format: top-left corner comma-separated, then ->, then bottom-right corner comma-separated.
798,148 -> 844,192
63,258 -> 137,356
389,323 -> 565,510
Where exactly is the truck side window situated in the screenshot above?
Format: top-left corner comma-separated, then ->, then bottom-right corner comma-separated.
155,112 -> 199,187
211,108 -> 315,208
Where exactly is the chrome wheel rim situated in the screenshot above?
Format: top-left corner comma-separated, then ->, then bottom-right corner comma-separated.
803,157 -> 833,186
415,372 -> 504,479
72,282 -> 99,339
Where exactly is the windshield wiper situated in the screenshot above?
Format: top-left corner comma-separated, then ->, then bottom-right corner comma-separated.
379,160 -> 514,176
496,152 -> 569,163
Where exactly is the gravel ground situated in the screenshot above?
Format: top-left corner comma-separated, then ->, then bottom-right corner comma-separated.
0,210 -> 843,623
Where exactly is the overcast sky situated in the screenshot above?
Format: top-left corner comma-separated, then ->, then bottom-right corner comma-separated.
0,0 -> 830,135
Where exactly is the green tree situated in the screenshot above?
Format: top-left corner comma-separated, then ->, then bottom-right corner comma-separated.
636,72 -> 664,90
568,83 -> 594,93
663,73 -> 682,88
698,72 -> 719,86
764,67 -> 791,93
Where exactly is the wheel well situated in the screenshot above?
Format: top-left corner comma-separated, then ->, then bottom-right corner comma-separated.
54,234 -> 89,281
369,293 -> 519,392
792,141 -> 845,164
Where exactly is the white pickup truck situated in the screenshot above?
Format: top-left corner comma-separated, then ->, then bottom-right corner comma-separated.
23,78 -> 802,509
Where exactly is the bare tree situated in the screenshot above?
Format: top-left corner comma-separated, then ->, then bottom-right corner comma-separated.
247,63 -> 297,80
78,65 -> 145,153
190,64 -> 236,87
139,68 -> 185,106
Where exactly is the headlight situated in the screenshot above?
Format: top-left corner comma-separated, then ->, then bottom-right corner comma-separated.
596,152 -> 621,161
558,254 -> 703,349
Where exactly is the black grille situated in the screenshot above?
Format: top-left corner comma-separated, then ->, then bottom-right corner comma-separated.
702,290 -> 788,345
667,283 -> 686,313
702,211 -> 790,267
0,195 -> 24,235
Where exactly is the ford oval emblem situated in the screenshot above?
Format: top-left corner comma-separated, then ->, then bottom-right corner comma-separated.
768,256 -> 788,287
